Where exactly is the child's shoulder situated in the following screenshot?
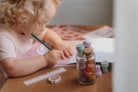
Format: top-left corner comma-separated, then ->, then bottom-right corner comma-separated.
0,27 -> 12,35
0,30 -> 14,46
0,28 -> 15,41
0,29 -> 10,38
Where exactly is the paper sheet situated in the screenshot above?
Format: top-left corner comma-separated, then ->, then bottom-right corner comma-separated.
65,38 -> 115,63
88,38 -> 115,62
34,41 -> 82,66
30,39 -> 115,66
57,38 -> 115,64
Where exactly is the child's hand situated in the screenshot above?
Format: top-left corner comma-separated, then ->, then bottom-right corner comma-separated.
54,43 -> 73,59
43,50 -> 61,66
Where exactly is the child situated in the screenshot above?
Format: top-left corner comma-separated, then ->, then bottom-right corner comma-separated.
0,0 -> 73,77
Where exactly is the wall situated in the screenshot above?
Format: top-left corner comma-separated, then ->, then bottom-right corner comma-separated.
49,0 -> 113,25
113,0 -> 138,92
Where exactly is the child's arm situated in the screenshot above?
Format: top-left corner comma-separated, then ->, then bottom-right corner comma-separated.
43,28 -> 73,59
0,50 -> 61,77
1,56 -> 46,77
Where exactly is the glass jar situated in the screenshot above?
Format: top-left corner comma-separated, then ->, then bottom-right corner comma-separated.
76,44 -> 96,85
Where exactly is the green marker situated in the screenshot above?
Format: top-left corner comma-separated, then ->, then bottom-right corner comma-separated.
76,44 -> 85,57
101,61 -> 109,73
31,33 -> 52,51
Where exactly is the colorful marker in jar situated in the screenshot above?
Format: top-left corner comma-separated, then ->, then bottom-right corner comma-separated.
101,61 -> 109,73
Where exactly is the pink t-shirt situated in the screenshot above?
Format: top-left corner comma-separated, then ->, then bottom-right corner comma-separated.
0,31 -> 34,61
0,29 -> 34,84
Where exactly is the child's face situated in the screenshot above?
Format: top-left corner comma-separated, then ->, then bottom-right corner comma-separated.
16,22 -> 43,37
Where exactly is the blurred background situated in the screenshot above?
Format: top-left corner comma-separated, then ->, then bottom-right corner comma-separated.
49,0 -> 113,25
0,0 -> 137,92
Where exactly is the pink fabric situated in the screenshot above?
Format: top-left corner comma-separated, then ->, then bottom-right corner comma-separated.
0,37 -> 16,61
0,30 -> 33,61
52,24 -> 89,40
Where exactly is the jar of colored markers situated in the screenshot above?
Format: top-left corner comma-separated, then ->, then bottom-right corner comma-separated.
76,40 -> 96,85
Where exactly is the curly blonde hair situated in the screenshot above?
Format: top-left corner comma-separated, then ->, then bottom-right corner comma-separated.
0,0 -> 62,27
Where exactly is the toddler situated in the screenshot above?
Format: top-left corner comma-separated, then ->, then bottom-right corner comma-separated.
0,0 -> 73,77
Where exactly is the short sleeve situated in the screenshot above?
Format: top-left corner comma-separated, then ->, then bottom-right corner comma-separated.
0,37 -> 17,61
